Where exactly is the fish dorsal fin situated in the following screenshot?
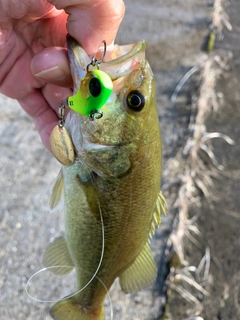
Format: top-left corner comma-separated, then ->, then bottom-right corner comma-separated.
43,236 -> 74,275
119,243 -> 157,294
50,169 -> 64,210
119,192 -> 167,294
149,192 -> 167,239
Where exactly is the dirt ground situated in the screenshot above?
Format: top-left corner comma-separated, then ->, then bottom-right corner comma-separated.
0,1 -> 239,320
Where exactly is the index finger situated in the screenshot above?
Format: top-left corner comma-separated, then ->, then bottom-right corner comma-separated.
48,0 -> 125,55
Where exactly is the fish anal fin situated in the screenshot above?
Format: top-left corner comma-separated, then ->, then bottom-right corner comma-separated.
50,169 -> 64,210
43,236 -> 74,275
50,297 -> 104,320
119,243 -> 157,294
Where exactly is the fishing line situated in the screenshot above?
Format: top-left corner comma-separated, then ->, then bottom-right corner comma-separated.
26,189 -> 105,303
67,199 -> 105,297
96,276 -> 113,320
26,265 -> 76,303
26,273 -> 113,319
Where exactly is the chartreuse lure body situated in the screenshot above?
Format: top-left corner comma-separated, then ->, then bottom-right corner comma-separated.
68,69 -> 113,118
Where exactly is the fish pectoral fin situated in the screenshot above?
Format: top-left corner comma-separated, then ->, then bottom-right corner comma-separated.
119,243 -> 157,294
43,236 -> 74,275
50,169 -> 64,210
50,297 -> 104,320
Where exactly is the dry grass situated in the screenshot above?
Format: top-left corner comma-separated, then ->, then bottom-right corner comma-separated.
212,0 -> 232,36
161,1 -> 234,318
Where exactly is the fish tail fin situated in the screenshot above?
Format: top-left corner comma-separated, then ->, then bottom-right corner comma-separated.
50,297 -> 104,320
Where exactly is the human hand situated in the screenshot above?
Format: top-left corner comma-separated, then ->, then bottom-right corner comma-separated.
0,0 -> 125,151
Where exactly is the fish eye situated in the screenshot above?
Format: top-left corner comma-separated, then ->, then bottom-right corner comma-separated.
89,77 -> 101,97
126,90 -> 145,112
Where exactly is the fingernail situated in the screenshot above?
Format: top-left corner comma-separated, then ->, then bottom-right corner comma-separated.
34,66 -> 62,80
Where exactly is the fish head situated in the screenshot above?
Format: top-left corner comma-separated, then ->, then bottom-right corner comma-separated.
66,38 -> 160,177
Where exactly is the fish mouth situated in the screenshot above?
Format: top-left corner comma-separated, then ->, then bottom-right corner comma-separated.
67,35 -> 146,95
101,40 -> 146,81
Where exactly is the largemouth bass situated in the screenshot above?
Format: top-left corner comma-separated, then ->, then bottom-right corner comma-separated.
45,35 -> 166,320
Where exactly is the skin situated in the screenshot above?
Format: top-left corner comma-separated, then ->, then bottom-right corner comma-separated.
0,0 -> 125,151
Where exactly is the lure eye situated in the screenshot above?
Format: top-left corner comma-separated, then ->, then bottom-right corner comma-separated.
126,90 -> 145,112
89,77 -> 101,97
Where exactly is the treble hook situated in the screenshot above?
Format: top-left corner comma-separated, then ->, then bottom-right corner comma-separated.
89,110 -> 104,121
87,40 -> 107,71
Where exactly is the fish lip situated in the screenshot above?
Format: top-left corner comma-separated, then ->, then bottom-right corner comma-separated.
82,140 -> 130,150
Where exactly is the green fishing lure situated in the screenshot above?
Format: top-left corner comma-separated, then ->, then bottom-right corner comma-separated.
68,70 -> 113,118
